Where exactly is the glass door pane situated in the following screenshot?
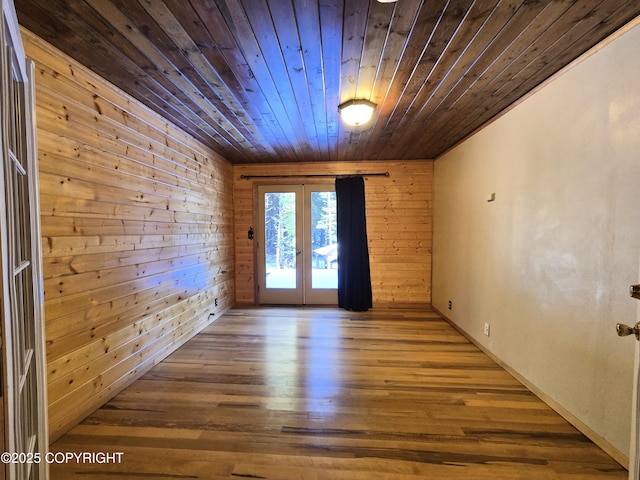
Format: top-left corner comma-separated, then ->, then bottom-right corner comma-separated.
304,186 -> 338,305
264,191 -> 297,289
258,185 -> 303,304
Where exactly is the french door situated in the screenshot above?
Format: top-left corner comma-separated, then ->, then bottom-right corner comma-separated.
257,184 -> 337,305
1,3 -> 49,479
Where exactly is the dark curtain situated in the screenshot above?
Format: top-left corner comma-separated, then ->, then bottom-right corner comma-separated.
335,176 -> 372,311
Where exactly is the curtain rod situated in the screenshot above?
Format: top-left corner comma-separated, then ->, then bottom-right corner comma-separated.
240,172 -> 389,180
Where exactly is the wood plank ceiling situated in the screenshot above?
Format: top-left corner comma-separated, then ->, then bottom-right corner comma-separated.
15,0 -> 640,164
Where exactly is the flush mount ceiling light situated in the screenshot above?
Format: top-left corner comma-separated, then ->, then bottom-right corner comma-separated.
377,0 -> 398,3
338,99 -> 377,126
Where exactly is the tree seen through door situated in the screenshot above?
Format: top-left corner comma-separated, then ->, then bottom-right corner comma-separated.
264,190 -> 337,290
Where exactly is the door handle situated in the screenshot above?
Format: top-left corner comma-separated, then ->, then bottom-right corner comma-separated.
616,322 -> 640,340
296,250 -> 301,256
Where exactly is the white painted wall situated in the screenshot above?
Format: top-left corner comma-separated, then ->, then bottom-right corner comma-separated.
432,20 -> 640,461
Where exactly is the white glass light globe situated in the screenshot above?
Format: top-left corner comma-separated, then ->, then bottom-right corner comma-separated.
338,100 -> 376,126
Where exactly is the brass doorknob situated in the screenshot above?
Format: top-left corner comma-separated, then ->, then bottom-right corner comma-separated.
616,322 -> 640,340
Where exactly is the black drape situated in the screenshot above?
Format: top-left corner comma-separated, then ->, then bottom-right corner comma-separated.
335,176 -> 372,311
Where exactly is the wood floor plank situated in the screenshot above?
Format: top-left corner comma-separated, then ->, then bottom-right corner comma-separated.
49,307 -> 627,479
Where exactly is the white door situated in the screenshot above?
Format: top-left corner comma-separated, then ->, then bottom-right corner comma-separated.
257,184 -> 337,305
616,281 -> 640,479
1,2 -> 49,479
629,280 -> 640,478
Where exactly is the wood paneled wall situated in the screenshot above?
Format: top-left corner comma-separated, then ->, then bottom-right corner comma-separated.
234,161 -> 432,306
22,30 -> 235,441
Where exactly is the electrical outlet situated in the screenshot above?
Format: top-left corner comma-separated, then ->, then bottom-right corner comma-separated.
484,323 -> 490,336
448,300 -> 452,310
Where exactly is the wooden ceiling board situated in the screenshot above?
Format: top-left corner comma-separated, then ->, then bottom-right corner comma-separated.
95,0 -> 258,153
317,0 -> 343,161
164,0 -> 284,156
258,0 -> 320,153
347,0 -> 442,160
423,0 -> 639,158
217,0 -> 311,160
395,0 -> 562,158
289,0 -> 331,161
367,0 -> 493,159
351,1 -> 421,160
34,0 -> 241,157
15,0 -> 640,164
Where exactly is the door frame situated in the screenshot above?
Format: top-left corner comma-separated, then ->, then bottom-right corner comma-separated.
256,184 -> 304,304
256,183 -> 337,306
302,184 -> 337,305
1,1 -> 49,478
630,273 -> 640,478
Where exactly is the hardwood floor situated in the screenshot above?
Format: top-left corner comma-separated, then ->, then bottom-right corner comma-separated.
50,307 -> 627,479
